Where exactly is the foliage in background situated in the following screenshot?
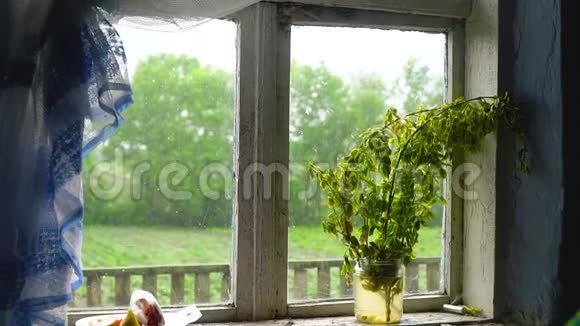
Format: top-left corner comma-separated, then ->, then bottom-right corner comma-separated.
84,54 -> 235,227
309,94 -> 527,277
288,60 -> 443,227
83,55 -> 444,228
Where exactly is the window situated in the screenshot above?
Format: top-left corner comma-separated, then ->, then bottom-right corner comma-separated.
74,20 -> 237,308
71,1 -> 471,323
288,26 -> 446,302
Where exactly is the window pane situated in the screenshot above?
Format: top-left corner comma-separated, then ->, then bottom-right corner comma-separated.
73,20 -> 237,309
288,26 -> 446,302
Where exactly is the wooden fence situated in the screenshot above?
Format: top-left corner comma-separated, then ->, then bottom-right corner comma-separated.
72,257 -> 440,308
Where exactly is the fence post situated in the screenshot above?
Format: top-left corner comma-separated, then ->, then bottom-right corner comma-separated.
338,274 -> 348,297
171,273 -> 185,304
294,267 -> 307,299
195,272 -> 211,303
115,274 -> 131,306
405,263 -> 419,293
221,269 -> 230,302
317,265 -> 330,298
87,274 -> 102,307
70,290 -> 77,307
426,262 -> 440,292
143,273 -> 157,297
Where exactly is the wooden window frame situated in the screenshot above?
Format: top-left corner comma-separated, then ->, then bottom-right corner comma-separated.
277,2 -> 467,320
69,0 -> 473,324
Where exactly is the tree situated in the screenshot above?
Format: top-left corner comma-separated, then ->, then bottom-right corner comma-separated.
83,55 -> 444,228
84,54 -> 235,227
289,59 -> 444,226
390,58 -> 444,113
388,58 -> 445,225
289,64 -> 388,226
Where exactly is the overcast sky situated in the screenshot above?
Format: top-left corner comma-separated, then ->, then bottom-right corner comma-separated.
116,19 -> 446,85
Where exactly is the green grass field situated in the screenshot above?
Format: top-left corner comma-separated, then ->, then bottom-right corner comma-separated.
82,225 -> 442,267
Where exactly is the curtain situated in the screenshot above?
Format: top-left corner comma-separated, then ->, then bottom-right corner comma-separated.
0,1 -> 259,325
1,4 -> 132,325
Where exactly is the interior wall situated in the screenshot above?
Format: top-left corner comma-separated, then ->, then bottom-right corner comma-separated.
495,0 -> 572,324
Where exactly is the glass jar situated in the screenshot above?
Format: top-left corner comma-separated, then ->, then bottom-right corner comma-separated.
354,258 -> 403,324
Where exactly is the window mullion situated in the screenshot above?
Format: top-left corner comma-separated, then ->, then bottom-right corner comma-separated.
443,22 -> 466,301
234,2 -> 291,321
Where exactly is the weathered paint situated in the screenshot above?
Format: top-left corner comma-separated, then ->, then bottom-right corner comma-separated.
444,22 -> 466,305
235,3 -> 291,321
463,0 -> 498,318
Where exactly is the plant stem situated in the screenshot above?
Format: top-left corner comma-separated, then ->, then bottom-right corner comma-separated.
385,285 -> 391,322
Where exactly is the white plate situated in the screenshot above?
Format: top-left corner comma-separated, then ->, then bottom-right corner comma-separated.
75,314 -> 123,326
75,313 -> 179,326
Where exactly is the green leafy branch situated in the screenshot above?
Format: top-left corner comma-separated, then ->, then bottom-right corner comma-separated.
309,93 -> 527,282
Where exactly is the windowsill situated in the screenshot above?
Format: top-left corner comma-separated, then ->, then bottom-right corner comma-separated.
69,311 -> 494,326
196,313 -> 493,325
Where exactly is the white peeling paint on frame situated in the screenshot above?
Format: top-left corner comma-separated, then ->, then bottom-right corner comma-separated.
462,0 -> 499,318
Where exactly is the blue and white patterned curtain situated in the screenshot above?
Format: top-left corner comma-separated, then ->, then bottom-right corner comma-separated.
0,6 -> 132,325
